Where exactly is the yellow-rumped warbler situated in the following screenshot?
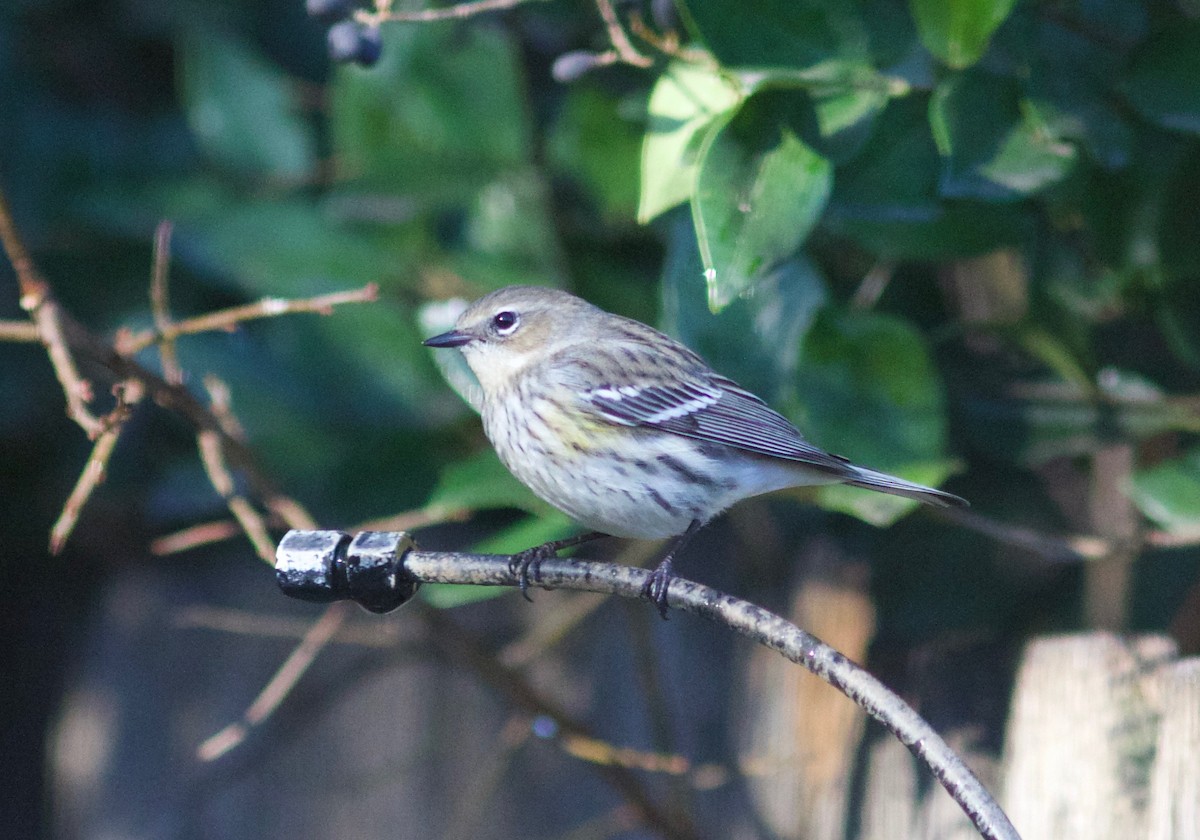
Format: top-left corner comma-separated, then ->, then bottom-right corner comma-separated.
424,285 -> 966,613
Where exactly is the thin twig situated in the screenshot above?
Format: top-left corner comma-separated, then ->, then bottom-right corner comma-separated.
0,320 -> 39,341
149,221 -> 183,385
118,284 -> 379,357
0,189 -> 49,305
49,380 -> 145,554
0,190 -> 107,437
197,428 -> 277,565
362,0 -> 544,25
626,10 -> 710,63
197,602 -> 350,761
594,0 -> 653,67
151,518 -> 250,556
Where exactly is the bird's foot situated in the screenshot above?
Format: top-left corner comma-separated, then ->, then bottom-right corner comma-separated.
507,532 -> 608,602
508,543 -> 557,602
641,557 -> 674,620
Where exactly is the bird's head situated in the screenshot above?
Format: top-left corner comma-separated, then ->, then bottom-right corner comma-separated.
423,286 -> 598,394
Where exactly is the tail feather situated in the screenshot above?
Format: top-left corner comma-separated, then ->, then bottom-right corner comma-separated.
843,465 -> 968,508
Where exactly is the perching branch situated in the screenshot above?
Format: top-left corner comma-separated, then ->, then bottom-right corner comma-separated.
337,545 -> 1021,840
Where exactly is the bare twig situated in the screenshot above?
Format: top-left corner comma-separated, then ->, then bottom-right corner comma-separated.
198,602 -> 350,761
362,0 -> 544,25
149,221 -> 183,385
118,284 -> 379,357
197,427 -> 277,565
626,10 -> 710,63
151,519 -> 251,556
594,0 -> 653,67
0,320 -> 39,341
49,380 -> 146,554
0,190 -> 110,438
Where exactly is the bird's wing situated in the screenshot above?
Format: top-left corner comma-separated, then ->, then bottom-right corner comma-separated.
580,374 -> 854,475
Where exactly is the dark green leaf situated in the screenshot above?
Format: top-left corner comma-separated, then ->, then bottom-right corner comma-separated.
827,98 -> 1031,257
790,308 -> 954,524
929,69 -> 1077,201
1123,23 -> 1200,135
662,209 -> 828,399
1027,21 -> 1131,169
692,118 -> 831,310
177,28 -> 316,181
908,0 -> 1018,68
330,23 -> 529,203
682,0 -> 871,72
548,88 -> 643,223
638,62 -> 741,223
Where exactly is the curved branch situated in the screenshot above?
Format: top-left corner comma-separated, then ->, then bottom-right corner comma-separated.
398,550 -> 1022,840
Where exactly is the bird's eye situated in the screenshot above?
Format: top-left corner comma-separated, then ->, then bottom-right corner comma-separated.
492,310 -> 519,334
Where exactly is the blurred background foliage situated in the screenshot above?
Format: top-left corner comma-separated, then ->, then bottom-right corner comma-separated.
2,0 -> 1200,837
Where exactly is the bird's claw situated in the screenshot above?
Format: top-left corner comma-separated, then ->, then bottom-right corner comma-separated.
508,545 -> 554,602
641,559 -> 674,620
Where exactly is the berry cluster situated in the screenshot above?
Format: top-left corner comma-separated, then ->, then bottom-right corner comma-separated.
307,0 -> 382,67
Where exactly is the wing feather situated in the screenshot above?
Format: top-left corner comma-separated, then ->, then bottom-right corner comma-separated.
581,373 -> 854,475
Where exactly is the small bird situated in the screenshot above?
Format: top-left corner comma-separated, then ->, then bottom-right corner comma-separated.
424,285 -> 966,615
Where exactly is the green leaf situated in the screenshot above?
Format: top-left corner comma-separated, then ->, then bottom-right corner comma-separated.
826,98 -> 1031,258
789,308 -> 953,525
1128,448 -> 1200,535
683,0 -> 871,72
330,23 -> 529,203
908,0 -> 1018,69
548,88 -> 644,223
662,208 -> 828,399
809,85 -> 891,162
176,28 -> 316,181
1027,21 -> 1131,169
1123,23 -> 1200,136
638,62 -> 741,223
692,119 -> 832,310
929,70 -> 1077,201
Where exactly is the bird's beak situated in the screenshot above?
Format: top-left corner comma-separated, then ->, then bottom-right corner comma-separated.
423,329 -> 474,348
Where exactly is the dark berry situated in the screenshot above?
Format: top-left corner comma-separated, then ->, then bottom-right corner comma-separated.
552,50 -> 600,83
356,25 -> 382,67
327,20 -> 362,63
307,0 -> 354,24
327,20 -> 381,67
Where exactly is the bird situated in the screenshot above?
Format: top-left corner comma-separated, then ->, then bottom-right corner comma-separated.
424,285 -> 967,616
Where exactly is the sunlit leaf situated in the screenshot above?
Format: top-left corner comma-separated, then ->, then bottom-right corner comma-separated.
908,0 -> 1018,69
662,209 -> 828,399
692,120 -> 831,310
929,70 -> 1077,201
638,61 -> 741,223
1128,448 -> 1200,535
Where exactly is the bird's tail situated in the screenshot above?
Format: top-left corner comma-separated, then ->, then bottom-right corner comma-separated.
843,465 -> 968,508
